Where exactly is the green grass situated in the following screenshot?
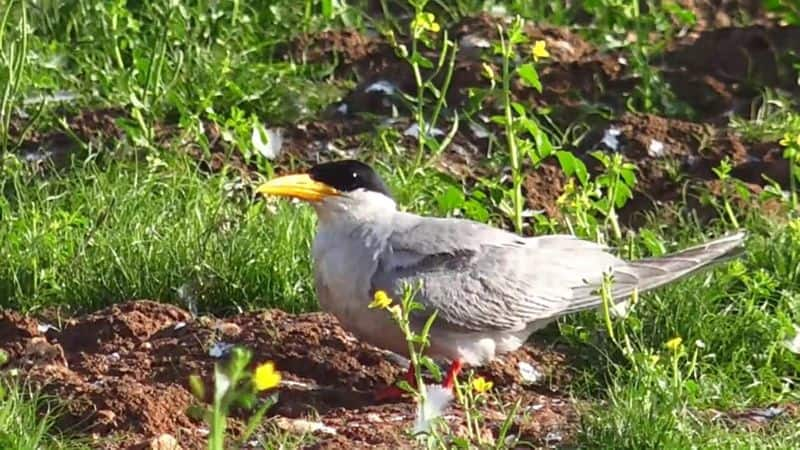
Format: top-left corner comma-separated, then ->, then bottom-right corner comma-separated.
568,219 -> 800,449
0,381 -> 89,450
0,154 -> 317,314
1,0 -> 799,448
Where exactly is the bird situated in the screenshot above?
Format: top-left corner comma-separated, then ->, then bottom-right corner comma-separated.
256,159 -> 746,400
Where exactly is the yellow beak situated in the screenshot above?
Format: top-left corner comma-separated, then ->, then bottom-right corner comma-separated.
255,174 -> 339,202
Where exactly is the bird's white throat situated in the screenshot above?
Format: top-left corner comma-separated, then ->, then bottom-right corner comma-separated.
312,189 -> 397,227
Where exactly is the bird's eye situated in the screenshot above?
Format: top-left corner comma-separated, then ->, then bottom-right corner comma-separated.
352,172 -> 358,178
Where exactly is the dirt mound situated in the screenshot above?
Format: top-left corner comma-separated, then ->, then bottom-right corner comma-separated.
0,301 -> 577,449
521,113 -> 787,226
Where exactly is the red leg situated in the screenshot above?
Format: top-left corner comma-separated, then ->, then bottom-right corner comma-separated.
442,359 -> 463,390
374,363 -> 416,401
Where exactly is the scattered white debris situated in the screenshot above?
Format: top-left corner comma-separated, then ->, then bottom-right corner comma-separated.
37,323 -> 56,334
404,123 -> 445,139
196,427 -> 210,437
252,125 -> 283,160
528,403 -> 545,412
610,300 -> 630,318
518,361 -> 544,385
648,139 -> 666,157
335,103 -> 349,115
275,417 -> 337,435
173,321 -> 187,330
364,80 -> 397,95
521,208 -> 545,218
618,56 -> 628,65
469,121 -> 491,139
413,384 -> 454,434
23,90 -> 78,105
783,324 -> 800,354
545,431 -> 563,444
365,413 -> 383,423
110,352 -> 120,361
460,34 -> 491,49
504,434 -> 519,447
208,342 -> 233,358
601,127 -> 622,151
280,379 -> 317,390
695,339 -> 706,349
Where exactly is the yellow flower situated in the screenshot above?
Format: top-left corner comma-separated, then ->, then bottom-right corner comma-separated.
369,290 -> 393,309
412,12 -> 440,34
253,362 -> 281,391
779,133 -> 800,147
531,40 -> 550,62
471,376 -> 493,393
664,337 -> 683,352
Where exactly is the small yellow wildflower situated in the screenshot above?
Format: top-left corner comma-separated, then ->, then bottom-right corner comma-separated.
253,362 -> 281,391
649,355 -> 660,366
664,337 -> 683,352
471,376 -> 493,393
779,133 -> 800,147
531,40 -> 550,62
412,12 -> 440,34
369,290 -> 393,309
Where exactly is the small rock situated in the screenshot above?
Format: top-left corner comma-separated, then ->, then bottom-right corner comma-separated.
274,417 -> 337,435
648,139 -> 666,157
208,342 -> 233,358
215,322 -> 241,337
150,433 -> 181,450
37,323 -> 56,333
23,337 -> 67,367
95,409 -> 117,426
518,361 -> 543,385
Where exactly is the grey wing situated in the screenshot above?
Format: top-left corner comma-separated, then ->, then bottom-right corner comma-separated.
370,214 -> 624,332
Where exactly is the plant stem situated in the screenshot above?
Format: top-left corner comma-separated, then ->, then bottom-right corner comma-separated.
499,27 -> 523,234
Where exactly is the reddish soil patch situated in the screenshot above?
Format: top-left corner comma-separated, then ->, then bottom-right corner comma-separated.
521,112 -> 789,226
0,300 -> 577,449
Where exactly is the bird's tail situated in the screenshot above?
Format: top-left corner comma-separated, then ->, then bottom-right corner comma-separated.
562,231 -> 746,315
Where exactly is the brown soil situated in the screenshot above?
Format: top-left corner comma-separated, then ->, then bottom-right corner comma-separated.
0,300 -> 577,449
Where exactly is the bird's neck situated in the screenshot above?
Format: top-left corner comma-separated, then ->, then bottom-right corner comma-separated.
313,191 -> 397,226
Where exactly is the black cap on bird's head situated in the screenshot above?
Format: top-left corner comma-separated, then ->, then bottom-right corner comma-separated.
256,160 -> 393,202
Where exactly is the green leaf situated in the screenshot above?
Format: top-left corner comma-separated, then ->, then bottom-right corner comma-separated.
517,63 -> 542,92
321,0 -> 333,18
420,356 -> 443,382
437,185 -> 465,213
396,380 -> 415,393
188,374 -> 205,400
464,199 -> 490,222
410,52 -> 434,69
620,168 -> 637,187
556,150 -> 589,185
